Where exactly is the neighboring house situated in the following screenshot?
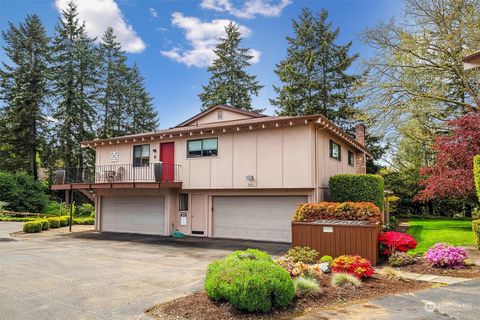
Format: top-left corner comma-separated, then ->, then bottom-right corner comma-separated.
463,50 -> 480,70
52,105 -> 369,242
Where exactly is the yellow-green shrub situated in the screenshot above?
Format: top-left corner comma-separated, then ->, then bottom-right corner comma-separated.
473,220 -> 480,249
474,155 -> 480,201
293,202 -> 382,224
47,217 -> 60,228
329,174 -> 384,210
23,221 -> 42,233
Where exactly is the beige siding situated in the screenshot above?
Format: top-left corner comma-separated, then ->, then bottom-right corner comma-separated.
194,109 -> 253,125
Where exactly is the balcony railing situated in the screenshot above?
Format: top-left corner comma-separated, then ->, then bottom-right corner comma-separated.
52,163 -> 181,185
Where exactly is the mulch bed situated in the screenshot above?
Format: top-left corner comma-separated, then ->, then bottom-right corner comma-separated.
399,259 -> 480,278
146,275 -> 432,320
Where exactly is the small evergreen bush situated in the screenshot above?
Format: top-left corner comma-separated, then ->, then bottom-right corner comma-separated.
38,219 -> 49,230
73,217 -> 94,225
23,221 -> 43,233
319,255 -> 333,263
59,216 -> 69,227
472,220 -> 480,249
388,251 -> 415,267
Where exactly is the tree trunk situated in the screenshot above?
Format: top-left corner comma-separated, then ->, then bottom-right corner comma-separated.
464,201 -> 472,218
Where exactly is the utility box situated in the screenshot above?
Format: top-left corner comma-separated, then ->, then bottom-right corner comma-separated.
292,219 -> 381,265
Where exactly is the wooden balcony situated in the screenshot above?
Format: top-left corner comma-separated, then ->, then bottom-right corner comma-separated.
50,163 -> 182,190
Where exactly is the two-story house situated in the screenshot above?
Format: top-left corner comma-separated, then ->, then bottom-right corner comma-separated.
52,105 -> 369,242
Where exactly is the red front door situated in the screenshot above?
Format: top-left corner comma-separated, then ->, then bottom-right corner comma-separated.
160,142 -> 175,181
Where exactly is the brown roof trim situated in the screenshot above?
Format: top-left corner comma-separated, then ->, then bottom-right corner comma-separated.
81,113 -> 370,155
463,50 -> 480,62
176,105 -> 266,127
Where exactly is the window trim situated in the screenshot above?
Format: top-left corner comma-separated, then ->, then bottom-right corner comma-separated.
329,140 -> 342,161
187,137 -> 218,158
133,144 -> 150,167
348,150 -> 355,167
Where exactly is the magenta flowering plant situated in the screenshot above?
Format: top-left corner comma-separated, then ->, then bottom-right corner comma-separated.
424,243 -> 468,269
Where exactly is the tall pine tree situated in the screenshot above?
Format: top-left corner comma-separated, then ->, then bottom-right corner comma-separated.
51,1 -> 99,170
199,23 -> 263,112
126,64 -> 159,134
99,27 -> 129,138
0,15 -> 50,179
271,8 -> 361,128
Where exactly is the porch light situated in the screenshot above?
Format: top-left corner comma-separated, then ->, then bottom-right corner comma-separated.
245,175 -> 254,181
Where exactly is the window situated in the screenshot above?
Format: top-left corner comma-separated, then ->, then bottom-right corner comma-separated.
217,110 -> 223,119
329,140 -> 341,161
179,193 -> 188,211
133,144 -> 150,167
348,150 -> 355,166
187,138 -> 218,157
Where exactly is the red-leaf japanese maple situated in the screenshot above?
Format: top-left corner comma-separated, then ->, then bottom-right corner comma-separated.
416,112 -> 480,201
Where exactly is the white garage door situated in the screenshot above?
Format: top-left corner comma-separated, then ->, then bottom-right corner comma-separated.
213,196 -> 308,242
101,196 -> 165,235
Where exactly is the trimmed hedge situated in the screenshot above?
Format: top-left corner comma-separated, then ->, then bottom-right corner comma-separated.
47,217 -> 61,228
474,155 -> 480,202
59,216 -> 69,227
205,250 -> 295,312
293,202 -> 382,223
329,174 -> 384,210
73,217 -> 94,225
473,220 -> 480,249
39,219 -> 50,230
23,221 -> 43,233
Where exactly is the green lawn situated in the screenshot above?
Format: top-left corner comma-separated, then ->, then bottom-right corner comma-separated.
406,219 -> 475,253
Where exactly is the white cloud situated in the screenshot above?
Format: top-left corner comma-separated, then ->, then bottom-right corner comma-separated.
54,0 -> 146,53
200,0 -> 291,19
149,7 -> 158,18
160,12 -> 260,68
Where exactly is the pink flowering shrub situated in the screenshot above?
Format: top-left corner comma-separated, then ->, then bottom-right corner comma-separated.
425,243 -> 468,269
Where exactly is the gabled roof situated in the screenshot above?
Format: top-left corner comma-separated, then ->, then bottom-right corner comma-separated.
81,112 -> 371,156
176,105 -> 266,127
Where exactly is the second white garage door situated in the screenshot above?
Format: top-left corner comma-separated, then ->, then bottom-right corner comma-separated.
212,196 -> 308,242
101,196 -> 165,235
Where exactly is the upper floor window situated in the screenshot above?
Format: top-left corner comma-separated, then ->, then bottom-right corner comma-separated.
348,150 -> 355,166
217,110 -> 223,119
329,140 -> 341,161
187,138 -> 218,158
133,144 -> 150,167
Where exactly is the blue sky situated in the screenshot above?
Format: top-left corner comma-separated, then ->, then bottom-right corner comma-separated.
0,0 -> 403,129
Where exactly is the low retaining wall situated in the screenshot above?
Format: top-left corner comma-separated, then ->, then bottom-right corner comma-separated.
292,221 -> 381,265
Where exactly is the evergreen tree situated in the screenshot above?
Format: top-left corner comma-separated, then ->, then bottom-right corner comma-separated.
126,64 -> 159,133
199,23 -> 263,112
51,1 -> 99,170
271,8 -> 361,128
99,27 -> 130,138
0,15 -> 50,179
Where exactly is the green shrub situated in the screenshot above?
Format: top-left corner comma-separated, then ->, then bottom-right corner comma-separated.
0,216 -> 37,222
205,251 -> 295,312
474,155 -> 480,202
38,219 -> 49,230
329,174 -> 384,210
23,221 -> 43,233
286,246 -> 319,263
0,171 -> 48,212
77,203 -> 94,216
47,217 -> 61,228
73,217 -> 94,225
43,201 -> 71,216
331,273 -> 361,288
319,255 -> 333,263
388,251 -> 415,267
59,216 -> 69,227
472,220 -> 480,249
224,248 -> 273,263
293,276 -> 321,297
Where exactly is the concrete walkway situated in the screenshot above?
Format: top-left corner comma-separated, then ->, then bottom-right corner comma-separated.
297,278 -> 480,319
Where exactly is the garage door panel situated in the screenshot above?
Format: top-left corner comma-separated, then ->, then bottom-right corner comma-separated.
213,196 -> 307,242
102,196 -> 165,235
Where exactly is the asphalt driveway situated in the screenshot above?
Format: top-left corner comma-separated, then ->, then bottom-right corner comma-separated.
0,222 -> 288,320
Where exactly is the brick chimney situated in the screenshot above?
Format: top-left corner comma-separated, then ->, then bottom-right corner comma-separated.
355,123 -> 366,146
355,123 -> 367,174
